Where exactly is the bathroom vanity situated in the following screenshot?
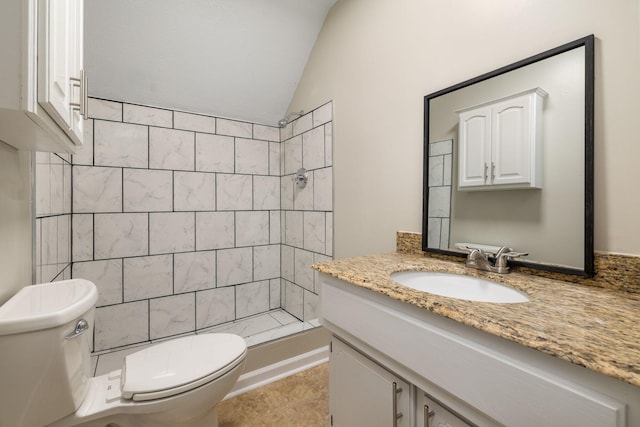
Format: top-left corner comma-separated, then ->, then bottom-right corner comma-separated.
315,253 -> 640,426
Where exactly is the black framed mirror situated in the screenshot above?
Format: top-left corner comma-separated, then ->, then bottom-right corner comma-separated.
423,35 -> 594,277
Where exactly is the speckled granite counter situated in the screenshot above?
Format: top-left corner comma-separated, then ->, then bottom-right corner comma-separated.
312,252 -> 640,387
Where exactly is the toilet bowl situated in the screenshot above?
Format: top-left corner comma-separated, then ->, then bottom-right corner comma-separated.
0,279 -> 247,427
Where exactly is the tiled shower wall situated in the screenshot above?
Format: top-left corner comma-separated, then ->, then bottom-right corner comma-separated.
34,152 -> 72,284
427,139 -> 452,249
70,98 -> 333,352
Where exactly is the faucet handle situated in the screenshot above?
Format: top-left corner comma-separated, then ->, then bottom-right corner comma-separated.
503,251 -> 528,259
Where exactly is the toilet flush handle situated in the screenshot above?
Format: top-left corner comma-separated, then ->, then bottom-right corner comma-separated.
65,319 -> 90,340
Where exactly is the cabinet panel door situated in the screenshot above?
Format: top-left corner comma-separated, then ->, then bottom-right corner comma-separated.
491,95 -> 531,185
458,107 -> 490,188
330,339 -> 411,427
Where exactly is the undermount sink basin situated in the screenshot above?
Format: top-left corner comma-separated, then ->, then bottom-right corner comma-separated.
390,271 -> 529,303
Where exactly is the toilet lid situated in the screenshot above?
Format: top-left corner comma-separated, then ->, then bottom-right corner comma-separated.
121,333 -> 246,401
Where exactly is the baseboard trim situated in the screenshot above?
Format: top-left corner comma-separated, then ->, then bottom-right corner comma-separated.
224,345 -> 330,400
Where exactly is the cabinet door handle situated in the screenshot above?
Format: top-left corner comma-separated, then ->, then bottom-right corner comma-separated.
484,162 -> 488,181
424,404 -> 435,427
392,382 -> 403,426
69,70 -> 88,119
491,162 -> 496,180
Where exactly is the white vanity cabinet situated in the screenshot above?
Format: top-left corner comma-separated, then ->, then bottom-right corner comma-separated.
457,88 -> 546,191
319,273 -> 637,427
330,338 -> 411,427
0,0 -> 86,153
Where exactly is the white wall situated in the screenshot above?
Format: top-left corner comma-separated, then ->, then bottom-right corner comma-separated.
289,0 -> 640,259
0,142 -> 32,304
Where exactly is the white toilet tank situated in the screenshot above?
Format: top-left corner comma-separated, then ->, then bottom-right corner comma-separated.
0,279 -> 98,427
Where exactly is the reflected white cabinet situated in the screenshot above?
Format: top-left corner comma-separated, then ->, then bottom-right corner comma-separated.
457,88 -> 546,191
0,0 -> 86,152
330,338 -> 411,427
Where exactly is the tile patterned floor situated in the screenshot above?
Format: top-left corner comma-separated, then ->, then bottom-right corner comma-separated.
91,309 -> 319,376
217,363 -> 329,427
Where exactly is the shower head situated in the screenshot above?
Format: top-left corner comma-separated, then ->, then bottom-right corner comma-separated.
278,111 -> 304,128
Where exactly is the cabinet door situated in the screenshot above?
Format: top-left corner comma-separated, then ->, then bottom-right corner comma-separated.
457,107 -> 491,189
38,0 -> 84,144
330,339 -> 411,427
416,390 -> 472,427
491,95 -> 531,186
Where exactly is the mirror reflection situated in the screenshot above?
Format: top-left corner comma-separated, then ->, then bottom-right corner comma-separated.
423,36 -> 594,276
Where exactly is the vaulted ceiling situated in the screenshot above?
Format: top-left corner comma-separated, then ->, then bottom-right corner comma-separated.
85,0 -> 337,126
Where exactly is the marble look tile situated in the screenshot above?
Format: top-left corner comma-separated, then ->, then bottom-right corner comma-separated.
174,111 -> 215,133
312,102 -> 332,127
284,211 -> 303,247
235,138 -> 269,175
441,218 -> 451,249
73,119 -> 94,165
149,127 -> 195,171
427,218 -> 442,249
94,121 -> 148,168
280,174 -> 294,210
254,244 -> 280,281
313,167 -> 333,211
443,154 -> 452,186
94,213 -> 148,259
294,248 -> 315,292
269,278 -> 281,309
63,162 -> 71,214
293,173 -> 313,210
49,161 -> 64,215
303,212 -> 326,254
325,213 -> 333,256
303,290 -> 319,321
41,216 -> 57,266
123,104 -> 172,127
35,159 -> 50,216
324,123 -> 333,166
174,250 -> 216,293
123,254 -> 173,301
430,139 -> 453,156
72,259 -> 123,306
428,186 -> 451,217
34,219 -> 41,284
283,135 -> 302,175
94,301 -> 149,351
88,99 -> 122,121
253,176 -> 280,210
243,321 -> 306,346
150,293 -> 195,340
196,287 -> 235,329
270,211 -> 281,245
123,168 -> 173,212
195,211 -> 235,250
73,166 -> 122,213
253,124 -> 280,142
283,281 -> 304,319
292,114 -> 312,137
269,142 -> 281,176
236,281 -> 270,318
280,123 -> 293,141
217,247 -> 253,287
199,312 -> 280,337
195,134 -> 234,173
281,245 -> 294,282
57,215 -> 70,265
174,171 -> 215,211
302,126 -> 325,170
236,211 -> 269,247
429,155 -> 444,187
216,118 -> 252,138
217,174 -> 252,210
270,309 -> 297,325
149,212 -> 195,254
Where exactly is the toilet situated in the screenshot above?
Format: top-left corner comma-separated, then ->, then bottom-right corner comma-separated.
0,279 -> 247,427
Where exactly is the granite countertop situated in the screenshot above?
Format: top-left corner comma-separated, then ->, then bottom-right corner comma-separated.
313,252 -> 640,387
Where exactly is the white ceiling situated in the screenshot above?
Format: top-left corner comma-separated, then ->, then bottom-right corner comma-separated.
84,0 -> 336,126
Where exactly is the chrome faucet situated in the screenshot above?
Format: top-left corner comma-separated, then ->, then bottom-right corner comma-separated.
460,246 -> 528,274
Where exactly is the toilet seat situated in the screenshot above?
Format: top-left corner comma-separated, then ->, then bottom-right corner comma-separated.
121,333 -> 247,401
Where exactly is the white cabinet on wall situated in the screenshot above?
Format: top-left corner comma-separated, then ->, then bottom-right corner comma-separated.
457,88 -> 547,191
0,0 -> 86,153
